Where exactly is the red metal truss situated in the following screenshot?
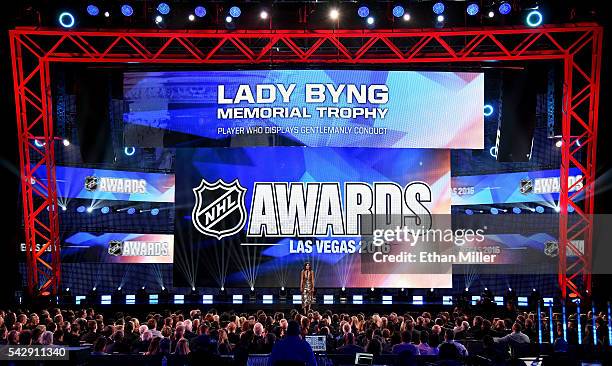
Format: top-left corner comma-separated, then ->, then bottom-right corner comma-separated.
9,24 -> 603,298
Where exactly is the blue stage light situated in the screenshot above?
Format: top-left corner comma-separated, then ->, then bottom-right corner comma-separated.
229,6 -> 241,18
59,12 -> 75,28
77,206 -> 86,213
484,104 -> 494,116
465,209 -> 474,215
490,207 -> 499,215
535,205 -> 545,214
194,6 -> 206,18
357,6 -> 370,18
151,208 -> 160,216
34,140 -> 45,147
127,207 -> 136,215
392,5 -> 405,18
121,5 -> 134,17
568,205 -> 575,213
526,10 -> 542,27
466,3 -> 479,16
101,206 -> 110,214
124,147 -> 136,156
87,5 -> 100,16
433,2 -> 445,15
157,2 -> 170,15
366,16 -> 375,26
86,207 -> 94,213
499,2 -> 512,15
513,207 -> 522,214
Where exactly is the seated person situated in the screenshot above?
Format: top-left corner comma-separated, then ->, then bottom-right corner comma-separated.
336,333 -> 364,355
268,320 -> 317,366
392,331 -> 420,355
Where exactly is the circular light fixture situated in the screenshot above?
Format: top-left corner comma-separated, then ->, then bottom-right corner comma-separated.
229,6 -> 241,18
535,206 -> 545,214
62,139 -> 70,146
59,12 -> 75,28
188,14 -> 195,21
484,104 -> 494,116
403,13 -> 411,21
157,2 -> 170,15
76,206 -> 86,213
499,2 -> 512,15
151,208 -> 160,216
121,4 -> 134,17
104,11 -> 110,18
512,207 -> 522,214
86,207 -> 94,213
358,6 -> 370,18
490,207 -> 499,215
555,140 -> 562,148
433,2 -> 445,15
466,3 -> 479,16
194,6 -> 206,18
87,5 -> 100,16
330,9 -> 339,20
225,15 -> 233,23
436,14 -> 445,22
488,11 -> 495,18
465,209 -> 474,215
101,206 -> 110,214
366,16 -> 374,25
124,146 -> 136,156
127,207 -> 136,215
392,5 -> 405,18
155,15 -> 163,24
260,10 -> 269,20
526,10 -> 543,27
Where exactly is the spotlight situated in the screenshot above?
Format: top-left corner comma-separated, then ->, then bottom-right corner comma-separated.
104,11 -> 110,18
366,16 -> 375,26
433,2 -> 445,15
188,14 -> 195,21
34,140 -> 45,147
436,15 -> 445,22
229,6 -> 242,18
76,206 -> 86,213
157,2 -> 170,15
555,140 -> 563,148
526,10 -> 543,27
358,6 -> 370,18
260,10 -> 269,20
121,4 -> 134,17
512,207 -> 522,214
124,146 -> 136,156
484,104 -> 494,116
490,207 -> 499,215
225,16 -> 233,23
151,208 -> 160,216
86,207 -> 94,213
535,206 -> 545,214
488,10 -> 495,18
465,209 -> 474,215
61,205 -> 67,211
403,13 -> 411,21
155,15 -> 163,24
330,9 -> 339,20
466,3 -> 479,16
58,12 -> 75,29
101,206 -> 110,214
62,139 -> 70,146
554,206 -> 561,213
127,207 -> 136,215
392,5 -> 405,18
568,205 -> 575,213
194,6 -> 206,18
499,2 -> 512,15
87,5 -> 100,16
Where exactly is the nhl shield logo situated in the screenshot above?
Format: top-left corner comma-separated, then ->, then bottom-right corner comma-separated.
519,178 -> 533,194
192,179 -> 247,240
108,240 -> 123,256
85,176 -> 98,192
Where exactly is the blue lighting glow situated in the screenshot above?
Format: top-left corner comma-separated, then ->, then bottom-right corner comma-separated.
101,206 -> 110,214
535,205 -> 545,214
76,206 -> 86,213
87,5 -> 100,16
151,208 -> 160,216
127,207 -> 136,215
499,2 -> 512,15
567,205 -> 575,213
432,2 -> 445,15
229,6 -> 242,18
124,147 -> 136,156
526,10 -> 543,27
34,140 -> 45,148
466,3 -> 479,16
157,2 -> 170,15
490,207 -> 499,215
512,207 -> 522,214
59,12 -> 75,28
465,209 -> 474,215
484,104 -> 494,116
194,6 -> 206,18
358,6 -> 370,18
392,5 -> 405,18
121,5 -> 134,17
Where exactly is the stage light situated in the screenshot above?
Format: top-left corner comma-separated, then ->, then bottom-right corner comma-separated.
188,14 -> 195,21
194,6 -> 206,18
499,2 -> 512,15
568,205 -> 575,213
104,11 -> 110,18
229,6 -> 241,18
260,10 -> 269,20
436,15 -> 445,23
225,16 -> 233,23
554,206 -> 561,213
151,208 -> 160,216
330,9 -> 339,20
61,205 -> 67,211
403,13 -> 411,21
34,139 -> 45,147
358,6 -> 370,18
490,207 -> 499,215
484,104 -> 494,116
77,206 -> 86,213
513,207 -> 522,214
86,207 -> 93,213
433,2 -> 445,15
155,15 -> 163,24
535,205 -> 545,214
62,139 -> 70,146
59,12 -> 75,28
157,2 -> 170,15
465,209 -> 474,215
488,11 -> 495,18
466,3 -> 479,16
526,10 -> 543,27
101,206 -> 110,214
392,5 -> 404,18
121,4 -> 134,17
87,5 -> 100,16
366,16 -> 375,25
124,146 -> 136,156
555,139 -> 562,148
127,207 -> 136,215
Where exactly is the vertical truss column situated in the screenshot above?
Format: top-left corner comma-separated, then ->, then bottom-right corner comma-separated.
9,33 -> 61,297
559,28 -> 603,299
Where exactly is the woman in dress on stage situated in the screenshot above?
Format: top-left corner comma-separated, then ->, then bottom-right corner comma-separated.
300,262 -> 315,314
